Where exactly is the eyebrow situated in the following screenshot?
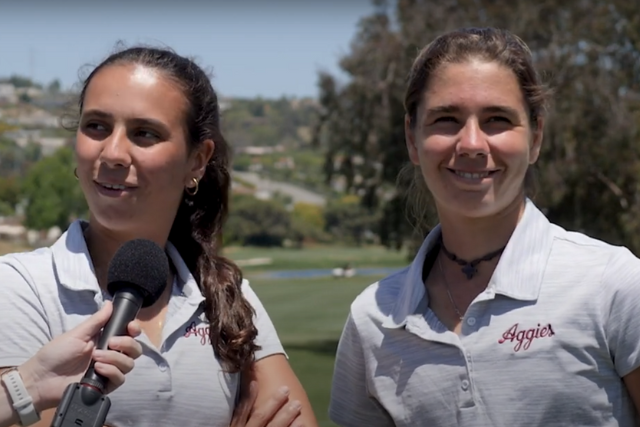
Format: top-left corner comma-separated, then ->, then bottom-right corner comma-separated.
425,105 -> 521,117
82,109 -> 170,133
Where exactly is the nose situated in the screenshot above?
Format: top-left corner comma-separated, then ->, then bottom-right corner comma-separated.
456,118 -> 489,158
99,126 -> 131,168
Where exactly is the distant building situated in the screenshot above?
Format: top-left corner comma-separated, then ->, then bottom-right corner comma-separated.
237,145 -> 286,156
0,84 -> 18,104
2,105 -> 60,128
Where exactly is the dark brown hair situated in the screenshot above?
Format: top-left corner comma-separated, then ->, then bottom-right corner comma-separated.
74,46 -> 258,374
400,27 -> 551,232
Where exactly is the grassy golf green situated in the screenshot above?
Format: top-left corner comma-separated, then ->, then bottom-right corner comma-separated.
245,274 -> 380,427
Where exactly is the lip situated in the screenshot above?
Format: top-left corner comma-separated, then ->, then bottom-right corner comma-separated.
94,180 -> 137,196
446,168 -> 501,182
94,180 -> 137,189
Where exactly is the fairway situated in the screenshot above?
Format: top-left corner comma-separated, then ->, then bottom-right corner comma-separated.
245,273 -> 383,427
226,244 -> 408,271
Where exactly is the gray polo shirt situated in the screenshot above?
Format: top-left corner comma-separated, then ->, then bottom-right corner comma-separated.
0,220 -> 285,427
329,199 -> 640,426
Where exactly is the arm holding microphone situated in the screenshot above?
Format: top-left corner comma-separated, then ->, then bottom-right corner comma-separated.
0,301 -> 142,427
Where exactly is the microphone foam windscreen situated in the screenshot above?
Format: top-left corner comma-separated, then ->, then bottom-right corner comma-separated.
106,239 -> 170,308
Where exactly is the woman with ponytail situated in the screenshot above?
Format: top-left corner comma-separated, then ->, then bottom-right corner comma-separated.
0,46 -> 316,427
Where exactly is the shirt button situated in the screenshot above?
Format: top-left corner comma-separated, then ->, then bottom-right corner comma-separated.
461,379 -> 470,391
466,317 -> 476,326
159,362 -> 168,372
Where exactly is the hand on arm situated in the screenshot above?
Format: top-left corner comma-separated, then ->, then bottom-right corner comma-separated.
230,355 -> 318,427
230,380 -> 304,427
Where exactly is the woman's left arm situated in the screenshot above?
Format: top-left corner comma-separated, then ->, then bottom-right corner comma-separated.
237,280 -> 318,427
604,249 -> 640,414
623,370 -> 640,411
244,355 -> 317,427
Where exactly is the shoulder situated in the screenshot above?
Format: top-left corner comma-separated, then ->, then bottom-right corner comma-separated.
548,225 -> 640,293
240,278 -> 260,300
0,246 -> 54,287
349,266 -> 411,327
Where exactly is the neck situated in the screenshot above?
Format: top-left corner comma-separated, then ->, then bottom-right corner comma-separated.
437,195 -> 526,262
84,216 -> 171,290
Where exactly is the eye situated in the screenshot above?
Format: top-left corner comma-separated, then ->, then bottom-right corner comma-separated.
487,116 -> 511,123
81,121 -> 111,138
84,122 -> 108,131
433,116 -> 457,123
133,129 -> 160,140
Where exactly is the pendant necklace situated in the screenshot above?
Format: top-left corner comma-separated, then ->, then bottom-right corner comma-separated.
437,255 -> 464,320
439,238 -> 506,280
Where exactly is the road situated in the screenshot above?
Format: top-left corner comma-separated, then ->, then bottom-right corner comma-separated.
232,171 -> 326,206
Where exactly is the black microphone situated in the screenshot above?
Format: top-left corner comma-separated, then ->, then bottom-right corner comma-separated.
51,239 -> 170,427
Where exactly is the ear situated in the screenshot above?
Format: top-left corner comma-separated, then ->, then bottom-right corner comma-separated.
405,115 -> 420,166
529,118 -> 544,164
188,139 -> 215,181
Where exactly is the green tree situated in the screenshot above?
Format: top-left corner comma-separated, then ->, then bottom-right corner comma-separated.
0,176 -> 21,216
225,194 -> 292,247
47,79 -> 62,94
324,195 -> 379,246
289,202 -> 329,247
22,146 -> 87,230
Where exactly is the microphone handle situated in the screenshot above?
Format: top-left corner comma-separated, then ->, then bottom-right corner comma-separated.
81,288 -> 143,393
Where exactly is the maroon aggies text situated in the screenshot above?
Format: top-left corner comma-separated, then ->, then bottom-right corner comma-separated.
498,323 -> 555,352
184,321 -> 211,345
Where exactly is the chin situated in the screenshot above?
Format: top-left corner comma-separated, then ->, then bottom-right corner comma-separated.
89,208 -> 141,234
438,192 -> 521,220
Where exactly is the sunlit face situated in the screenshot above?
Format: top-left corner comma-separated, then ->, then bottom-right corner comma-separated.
75,64 -> 212,236
405,60 -> 543,219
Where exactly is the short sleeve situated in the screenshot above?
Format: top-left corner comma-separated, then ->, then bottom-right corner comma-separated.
241,280 -> 286,361
603,248 -> 640,377
0,259 -> 52,367
329,313 -> 394,427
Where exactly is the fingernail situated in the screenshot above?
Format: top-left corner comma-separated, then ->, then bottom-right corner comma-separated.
290,400 -> 302,410
92,349 -> 106,359
278,386 -> 290,396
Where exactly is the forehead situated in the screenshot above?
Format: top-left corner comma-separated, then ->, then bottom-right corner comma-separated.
422,60 -> 526,113
82,64 -> 187,125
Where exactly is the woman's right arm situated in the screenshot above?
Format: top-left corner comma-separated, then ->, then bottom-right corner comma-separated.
329,313 -> 395,427
0,261 -> 142,427
0,259 -> 56,427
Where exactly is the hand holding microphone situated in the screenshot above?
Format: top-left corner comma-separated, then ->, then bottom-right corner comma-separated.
50,239 -> 169,427
17,301 -> 142,413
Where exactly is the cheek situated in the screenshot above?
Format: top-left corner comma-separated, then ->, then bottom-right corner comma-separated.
74,135 -> 98,166
418,136 -> 450,166
139,153 -> 188,189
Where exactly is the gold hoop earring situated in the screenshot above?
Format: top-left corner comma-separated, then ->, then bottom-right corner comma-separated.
73,168 -> 79,180
185,177 -> 199,196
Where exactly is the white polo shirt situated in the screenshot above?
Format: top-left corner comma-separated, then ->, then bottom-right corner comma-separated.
329,199 -> 640,426
0,220 -> 285,427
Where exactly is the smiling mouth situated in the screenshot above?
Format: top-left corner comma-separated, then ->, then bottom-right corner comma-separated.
96,182 -> 135,191
448,169 -> 498,179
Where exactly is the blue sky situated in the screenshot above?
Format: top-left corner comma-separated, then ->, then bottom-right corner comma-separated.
0,0 -> 374,98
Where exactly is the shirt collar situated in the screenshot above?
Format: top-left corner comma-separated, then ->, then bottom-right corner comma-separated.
52,220 -> 204,306
382,198 -> 556,328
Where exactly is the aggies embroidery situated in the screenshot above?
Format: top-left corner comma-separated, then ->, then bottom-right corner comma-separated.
184,321 -> 211,345
498,323 -> 555,352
